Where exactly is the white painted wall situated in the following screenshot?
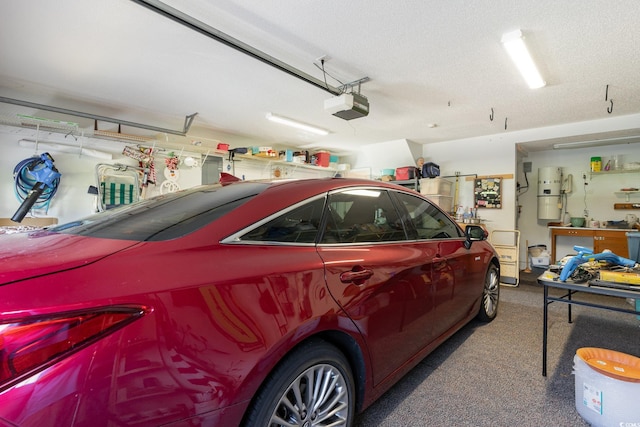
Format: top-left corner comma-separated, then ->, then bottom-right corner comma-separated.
0,127 -> 337,225
352,139 -> 423,178
3,109 -> 640,271
422,135 -> 517,235
0,128 -> 207,224
517,143 -> 640,264
354,112 -> 640,270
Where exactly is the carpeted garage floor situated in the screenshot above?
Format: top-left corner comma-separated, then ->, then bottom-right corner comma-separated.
354,268 -> 640,426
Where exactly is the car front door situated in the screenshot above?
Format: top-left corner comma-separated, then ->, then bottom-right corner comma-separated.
392,192 -> 472,340
394,191 -> 491,340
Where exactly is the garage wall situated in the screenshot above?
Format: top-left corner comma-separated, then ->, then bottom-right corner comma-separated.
0,128 -> 338,225
351,139 -> 423,178
517,143 -> 640,265
420,134 -> 517,236
0,129 -> 206,224
413,112 -> 640,269
3,110 -> 640,256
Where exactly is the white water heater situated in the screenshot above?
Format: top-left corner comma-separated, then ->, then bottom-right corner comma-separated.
538,167 -> 562,220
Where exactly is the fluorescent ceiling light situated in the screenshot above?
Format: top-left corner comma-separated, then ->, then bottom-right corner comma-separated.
553,136 -> 640,150
266,113 -> 329,136
501,30 -> 546,89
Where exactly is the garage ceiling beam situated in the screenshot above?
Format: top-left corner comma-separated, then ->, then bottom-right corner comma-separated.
131,0 -> 342,97
0,96 -> 197,136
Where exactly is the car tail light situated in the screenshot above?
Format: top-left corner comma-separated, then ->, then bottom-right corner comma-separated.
0,306 -> 148,389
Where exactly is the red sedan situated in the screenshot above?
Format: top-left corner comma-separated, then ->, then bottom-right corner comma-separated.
0,177 -> 499,426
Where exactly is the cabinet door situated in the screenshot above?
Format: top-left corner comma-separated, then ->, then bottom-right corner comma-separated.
594,230 -> 629,257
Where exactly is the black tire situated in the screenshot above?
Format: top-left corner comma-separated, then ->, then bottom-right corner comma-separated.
477,263 -> 499,322
243,339 -> 355,427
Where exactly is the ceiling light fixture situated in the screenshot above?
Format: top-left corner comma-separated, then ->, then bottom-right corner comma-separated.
552,136 -> 640,150
501,30 -> 546,89
266,113 -> 329,136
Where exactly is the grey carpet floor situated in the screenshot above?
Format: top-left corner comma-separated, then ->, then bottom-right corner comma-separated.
354,268 -> 640,426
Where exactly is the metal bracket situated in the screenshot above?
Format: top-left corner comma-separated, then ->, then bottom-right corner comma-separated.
0,96 -> 197,136
183,112 -> 198,133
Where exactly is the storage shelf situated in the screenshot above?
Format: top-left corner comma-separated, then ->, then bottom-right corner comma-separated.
393,179 -> 420,190
614,191 -> 640,202
590,169 -> 640,177
233,154 -> 340,175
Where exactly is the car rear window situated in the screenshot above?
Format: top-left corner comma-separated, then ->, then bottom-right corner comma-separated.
49,182 -> 268,241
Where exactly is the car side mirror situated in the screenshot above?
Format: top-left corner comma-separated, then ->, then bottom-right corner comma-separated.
464,225 -> 487,249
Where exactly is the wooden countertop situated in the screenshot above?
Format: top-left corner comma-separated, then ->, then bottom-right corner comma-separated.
548,226 -> 635,231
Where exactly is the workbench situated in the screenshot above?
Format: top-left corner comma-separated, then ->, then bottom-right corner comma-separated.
549,226 -> 631,263
537,270 -> 640,376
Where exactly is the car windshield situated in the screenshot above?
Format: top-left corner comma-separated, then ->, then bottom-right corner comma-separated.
48,182 -> 269,241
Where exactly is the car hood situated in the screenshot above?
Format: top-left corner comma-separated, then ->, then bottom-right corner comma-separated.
0,230 -> 140,285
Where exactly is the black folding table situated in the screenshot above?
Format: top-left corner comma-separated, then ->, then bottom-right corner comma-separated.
537,272 -> 640,376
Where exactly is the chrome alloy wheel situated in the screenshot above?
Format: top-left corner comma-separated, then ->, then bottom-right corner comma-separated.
269,363 -> 350,427
482,264 -> 500,319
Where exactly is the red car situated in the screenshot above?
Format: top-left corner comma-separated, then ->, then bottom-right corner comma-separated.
0,178 -> 499,426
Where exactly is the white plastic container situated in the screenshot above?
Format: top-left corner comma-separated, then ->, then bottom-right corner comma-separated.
420,178 -> 453,196
573,348 -> 640,427
531,256 -> 549,267
426,195 -> 453,212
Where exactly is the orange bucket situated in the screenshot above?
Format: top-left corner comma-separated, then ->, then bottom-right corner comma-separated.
576,347 -> 640,382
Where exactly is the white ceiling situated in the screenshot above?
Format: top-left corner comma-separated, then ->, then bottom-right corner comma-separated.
1,0 -> 640,154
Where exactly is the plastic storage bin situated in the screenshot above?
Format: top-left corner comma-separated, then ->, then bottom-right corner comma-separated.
574,347 -> 640,427
627,232 -> 640,262
395,166 -> 417,180
315,151 -> 330,167
528,244 -> 547,257
531,256 -> 550,267
425,195 -> 453,212
419,178 -> 453,196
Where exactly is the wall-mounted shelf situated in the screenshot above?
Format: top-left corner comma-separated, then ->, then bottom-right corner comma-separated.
614,190 -> 640,202
590,168 -> 640,177
232,153 -> 340,176
393,178 -> 420,191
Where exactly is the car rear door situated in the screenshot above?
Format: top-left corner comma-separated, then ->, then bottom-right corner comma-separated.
317,188 -> 437,386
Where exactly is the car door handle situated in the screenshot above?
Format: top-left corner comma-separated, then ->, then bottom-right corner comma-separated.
340,269 -> 373,284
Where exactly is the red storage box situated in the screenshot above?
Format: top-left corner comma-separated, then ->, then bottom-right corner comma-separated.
395,166 -> 417,180
315,151 -> 330,167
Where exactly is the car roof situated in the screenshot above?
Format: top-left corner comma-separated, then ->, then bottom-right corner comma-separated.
231,177 -> 416,195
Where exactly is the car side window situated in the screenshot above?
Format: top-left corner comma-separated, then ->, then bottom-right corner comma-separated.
320,189 -> 406,243
394,192 -> 462,240
239,197 -> 324,243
